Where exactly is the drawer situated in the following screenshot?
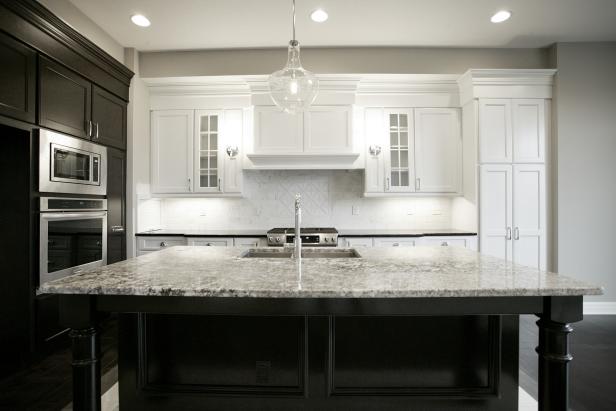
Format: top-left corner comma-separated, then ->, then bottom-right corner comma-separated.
187,237 -> 233,247
137,236 -> 187,251
233,237 -> 265,247
339,237 -> 373,247
373,237 -> 417,247
421,236 -> 477,250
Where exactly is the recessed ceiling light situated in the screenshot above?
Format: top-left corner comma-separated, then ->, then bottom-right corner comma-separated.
490,10 -> 512,23
310,9 -> 328,23
131,14 -> 151,27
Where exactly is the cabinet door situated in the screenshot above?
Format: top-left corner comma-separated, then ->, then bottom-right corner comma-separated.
364,108 -> 385,193
187,238 -> 232,247
39,56 -> 91,139
254,106 -> 303,153
340,237 -> 374,247
512,99 -> 545,163
107,148 -> 126,264
0,33 -> 36,123
414,108 -> 461,193
222,109 -> 243,194
479,165 -> 513,261
479,99 -> 512,163
513,164 -> 546,270
92,85 -> 127,150
151,110 -> 193,193
304,106 -> 353,153
384,110 -> 415,192
374,237 -> 416,247
194,110 -> 222,193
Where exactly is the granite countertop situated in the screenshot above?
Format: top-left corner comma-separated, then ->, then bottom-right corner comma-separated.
135,229 -> 477,237
39,246 -> 602,299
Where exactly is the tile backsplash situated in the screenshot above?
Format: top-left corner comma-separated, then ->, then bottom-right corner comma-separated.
138,170 -> 461,231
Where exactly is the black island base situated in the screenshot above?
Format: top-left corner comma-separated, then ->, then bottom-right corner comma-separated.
59,295 -> 582,411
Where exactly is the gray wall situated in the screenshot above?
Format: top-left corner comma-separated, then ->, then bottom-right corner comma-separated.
553,43 -> 616,301
139,47 -> 550,77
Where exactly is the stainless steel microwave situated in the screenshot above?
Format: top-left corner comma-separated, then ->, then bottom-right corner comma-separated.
39,129 -> 107,196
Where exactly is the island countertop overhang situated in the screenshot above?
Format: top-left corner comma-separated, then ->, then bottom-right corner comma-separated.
37,246 -> 603,299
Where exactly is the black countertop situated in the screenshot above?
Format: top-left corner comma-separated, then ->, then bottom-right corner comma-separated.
135,229 -> 477,238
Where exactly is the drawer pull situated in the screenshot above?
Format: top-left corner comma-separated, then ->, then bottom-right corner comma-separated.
160,241 -> 168,247
441,241 -> 449,246
111,225 -> 125,233
392,243 -> 400,247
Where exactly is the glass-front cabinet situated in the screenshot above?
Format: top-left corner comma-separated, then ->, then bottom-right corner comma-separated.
195,111 -> 221,192
384,109 -> 415,192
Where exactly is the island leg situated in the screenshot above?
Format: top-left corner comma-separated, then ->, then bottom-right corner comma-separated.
59,295 -> 101,411
536,296 -> 583,411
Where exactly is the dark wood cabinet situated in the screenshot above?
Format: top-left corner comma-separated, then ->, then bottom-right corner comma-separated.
39,57 -> 128,150
39,55 -> 91,139
0,32 -> 36,123
92,85 -> 127,149
107,147 -> 126,264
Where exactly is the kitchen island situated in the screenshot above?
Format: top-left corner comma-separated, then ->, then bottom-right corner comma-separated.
39,246 -> 601,411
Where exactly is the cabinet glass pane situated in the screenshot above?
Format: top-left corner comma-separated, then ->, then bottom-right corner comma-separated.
198,114 -> 220,189
387,113 -> 411,188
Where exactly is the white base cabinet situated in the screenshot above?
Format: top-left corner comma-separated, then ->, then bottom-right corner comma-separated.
338,236 -> 477,250
479,164 -> 546,269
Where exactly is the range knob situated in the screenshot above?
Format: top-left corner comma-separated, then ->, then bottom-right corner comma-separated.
276,236 -> 281,242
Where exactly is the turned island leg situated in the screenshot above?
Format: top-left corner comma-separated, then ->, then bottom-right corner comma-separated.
536,296 -> 582,411
60,296 -> 101,411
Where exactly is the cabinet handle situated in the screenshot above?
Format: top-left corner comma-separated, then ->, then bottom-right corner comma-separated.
506,227 -> 512,240
111,225 -> 125,233
95,122 -> 100,139
514,227 -> 520,240
206,242 -> 213,246
188,177 -> 191,192
369,145 -> 381,156
392,242 -> 400,247
87,120 -> 93,138
386,177 -> 390,191
415,178 -> 421,191
160,241 -> 168,247
219,178 -> 222,191
441,241 -> 449,246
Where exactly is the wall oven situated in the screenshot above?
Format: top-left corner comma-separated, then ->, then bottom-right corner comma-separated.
39,197 -> 107,284
39,129 -> 107,195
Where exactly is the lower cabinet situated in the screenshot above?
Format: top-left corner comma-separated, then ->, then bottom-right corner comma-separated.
340,237 -> 374,247
339,235 -> 477,249
137,236 -> 187,255
188,237 -> 233,247
233,237 -> 266,247
374,237 -> 418,247
422,236 -> 478,251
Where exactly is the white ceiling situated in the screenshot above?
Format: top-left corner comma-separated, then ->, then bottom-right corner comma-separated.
69,0 -> 616,51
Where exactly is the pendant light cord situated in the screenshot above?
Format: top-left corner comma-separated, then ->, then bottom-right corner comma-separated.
292,0 -> 296,42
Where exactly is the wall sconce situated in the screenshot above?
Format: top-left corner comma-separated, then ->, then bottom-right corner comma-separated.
368,145 -> 381,156
226,146 -> 239,158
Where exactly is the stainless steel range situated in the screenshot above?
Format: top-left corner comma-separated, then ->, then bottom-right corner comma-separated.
267,227 -> 338,247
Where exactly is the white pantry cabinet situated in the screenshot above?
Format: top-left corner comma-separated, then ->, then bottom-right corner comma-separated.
479,164 -> 546,269
365,107 -> 462,195
151,110 -> 194,193
479,98 -> 546,164
151,109 -> 243,195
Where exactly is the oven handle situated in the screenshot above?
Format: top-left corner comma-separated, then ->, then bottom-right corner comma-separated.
41,211 -> 108,220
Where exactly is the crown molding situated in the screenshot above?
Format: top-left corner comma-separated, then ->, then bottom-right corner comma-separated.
458,69 -> 557,104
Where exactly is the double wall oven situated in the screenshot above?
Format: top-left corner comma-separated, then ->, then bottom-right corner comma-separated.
38,129 -> 108,284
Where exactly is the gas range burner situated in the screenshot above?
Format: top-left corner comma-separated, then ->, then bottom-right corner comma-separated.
267,227 -> 338,247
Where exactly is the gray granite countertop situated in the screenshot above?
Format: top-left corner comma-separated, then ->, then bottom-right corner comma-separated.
38,246 -> 602,298
136,229 -> 267,237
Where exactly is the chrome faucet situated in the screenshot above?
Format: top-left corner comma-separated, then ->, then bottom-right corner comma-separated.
294,193 -> 302,262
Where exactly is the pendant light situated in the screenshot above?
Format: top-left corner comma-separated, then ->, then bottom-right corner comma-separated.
268,0 -> 319,114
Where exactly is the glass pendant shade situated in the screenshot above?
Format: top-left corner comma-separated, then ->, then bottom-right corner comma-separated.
268,40 -> 319,114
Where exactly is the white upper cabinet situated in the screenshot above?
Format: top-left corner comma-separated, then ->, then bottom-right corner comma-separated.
512,99 -> 546,163
151,110 -> 193,194
364,108 -> 385,194
303,106 -> 353,153
253,106 -> 303,153
151,109 -> 243,196
479,99 -> 512,163
479,98 -> 546,164
384,109 -> 415,192
512,164 -> 546,270
414,108 -> 461,193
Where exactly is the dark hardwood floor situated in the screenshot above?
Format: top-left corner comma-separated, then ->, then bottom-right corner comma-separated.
1,314 -> 614,410
0,316 -> 118,411
520,314 -> 616,411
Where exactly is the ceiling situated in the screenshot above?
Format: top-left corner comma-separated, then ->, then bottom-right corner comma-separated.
69,0 -> 616,51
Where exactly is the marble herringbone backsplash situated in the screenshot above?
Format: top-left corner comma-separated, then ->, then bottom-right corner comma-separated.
138,170 -> 456,231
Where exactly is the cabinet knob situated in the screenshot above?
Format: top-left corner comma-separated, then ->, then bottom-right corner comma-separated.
206,242 -> 213,246
441,241 -> 449,246
160,241 -> 168,247
393,243 -> 400,247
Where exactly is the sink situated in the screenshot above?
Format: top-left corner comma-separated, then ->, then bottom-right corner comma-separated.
241,248 -> 361,259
